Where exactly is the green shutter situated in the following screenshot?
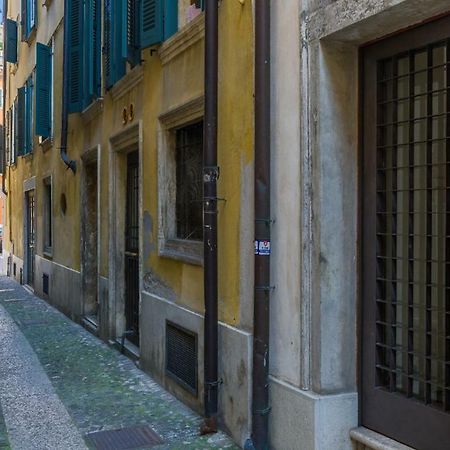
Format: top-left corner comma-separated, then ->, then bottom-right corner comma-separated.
92,0 -> 102,98
17,88 -> 25,156
140,0 -> 163,48
67,0 -> 84,112
164,0 -> 177,40
6,20 -> 18,63
36,44 -> 51,138
127,0 -> 141,67
25,77 -> 33,153
21,0 -> 27,41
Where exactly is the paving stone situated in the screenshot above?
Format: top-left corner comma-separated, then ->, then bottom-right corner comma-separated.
0,277 -> 238,450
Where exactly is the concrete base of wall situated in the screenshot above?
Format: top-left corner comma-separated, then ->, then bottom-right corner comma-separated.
269,377 -> 358,450
140,291 -> 252,448
34,256 -> 82,322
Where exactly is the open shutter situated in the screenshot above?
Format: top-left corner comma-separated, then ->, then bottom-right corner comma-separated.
92,0 -> 102,98
104,0 -> 112,89
67,0 -> 84,112
140,0 -> 163,48
163,0 -> 177,40
36,44 -> 51,138
17,88 -> 25,156
21,0 -> 27,41
127,0 -> 141,67
6,19 -> 18,63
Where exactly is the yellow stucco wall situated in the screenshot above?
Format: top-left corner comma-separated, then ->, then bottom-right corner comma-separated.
5,0 -> 254,328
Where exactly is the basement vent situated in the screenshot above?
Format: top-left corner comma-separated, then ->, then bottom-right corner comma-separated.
166,321 -> 198,394
42,274 -> 49,295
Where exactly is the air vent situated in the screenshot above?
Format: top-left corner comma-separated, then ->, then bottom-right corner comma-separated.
43,273 -> 49,295
166,321 -> 198,394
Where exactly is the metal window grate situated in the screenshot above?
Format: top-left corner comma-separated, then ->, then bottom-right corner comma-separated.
175,121 -> 203,241
375,41 -> 450,411
166,321 -> 198,394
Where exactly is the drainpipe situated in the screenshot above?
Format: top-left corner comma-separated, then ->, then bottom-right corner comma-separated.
2,0 -> 8,195
60,0 -> 76,174
246,1 -> 271,449
201,0 -> 219,435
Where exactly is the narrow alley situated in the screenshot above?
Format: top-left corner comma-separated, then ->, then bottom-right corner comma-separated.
0,276 -> 237,450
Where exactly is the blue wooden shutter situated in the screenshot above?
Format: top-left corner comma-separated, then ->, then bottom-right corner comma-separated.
104,0 -> 112,89
67,0 -> 84,112
127,0 -> 141,67
35,44 -> 51,138
5,19 -> 18,63
21,0 -> 27,41
92,0 -> 101,98
140,0 -> 163,48
163,0 -> 177,40
17,88 -> 25,156
25,77 -> 34,153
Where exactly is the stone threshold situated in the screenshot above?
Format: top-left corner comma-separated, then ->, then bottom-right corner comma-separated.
350,427 -> 415,450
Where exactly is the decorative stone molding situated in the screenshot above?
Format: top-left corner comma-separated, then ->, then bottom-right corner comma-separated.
157,96 -> 204,266
158,13 -> 205,66
110,64 -> 144,101
81,98 -> 104,124
110,122 -> 140,152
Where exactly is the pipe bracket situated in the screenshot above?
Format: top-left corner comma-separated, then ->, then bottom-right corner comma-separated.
255,406 -> 271,416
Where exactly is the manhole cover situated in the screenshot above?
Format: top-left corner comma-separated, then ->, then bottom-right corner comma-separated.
86,425 -> 164,450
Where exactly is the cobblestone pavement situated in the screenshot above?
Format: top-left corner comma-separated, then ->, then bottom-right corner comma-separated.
0,276 -> 238,450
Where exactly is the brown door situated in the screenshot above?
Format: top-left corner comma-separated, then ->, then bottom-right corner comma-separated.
362,16 -> 450,449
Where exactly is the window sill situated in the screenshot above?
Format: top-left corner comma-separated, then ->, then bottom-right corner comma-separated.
43,250 -> 53,259
23,152 -> 33,162
350,427 -> 414,450
110,65 -> 143,102
160,239 -> 203,266
159,13 -> 205,66
24,27 -> 37,45
82,98 -> 104,124
40,138 -> 53,153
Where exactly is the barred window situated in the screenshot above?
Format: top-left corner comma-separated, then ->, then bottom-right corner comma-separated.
175,122 -> 203,241
363,17 -> 450,450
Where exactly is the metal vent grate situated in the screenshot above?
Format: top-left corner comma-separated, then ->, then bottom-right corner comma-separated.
86,425 -> 163,450
166,321 -> 198,394
42,273 -> 49,295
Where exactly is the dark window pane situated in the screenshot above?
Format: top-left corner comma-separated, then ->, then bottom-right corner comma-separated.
176,122 -> 203,241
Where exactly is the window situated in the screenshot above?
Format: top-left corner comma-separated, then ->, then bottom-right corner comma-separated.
176,122 -> 203,241
21,0 -> 37,41
362,16 -> 450,450
157,96 -> 204,265
43,177 -> 52,253
103,0 -> 178,89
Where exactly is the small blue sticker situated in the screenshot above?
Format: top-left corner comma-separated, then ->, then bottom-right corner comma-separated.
255,240 -> 271,256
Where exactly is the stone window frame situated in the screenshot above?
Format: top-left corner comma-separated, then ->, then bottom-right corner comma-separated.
157,95 -> 204,266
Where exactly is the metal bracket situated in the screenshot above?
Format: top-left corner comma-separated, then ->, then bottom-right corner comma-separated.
255,406 -> 271,416
255,285 -> 276,292
205,378 -> 223,389
203,166 -> 220,183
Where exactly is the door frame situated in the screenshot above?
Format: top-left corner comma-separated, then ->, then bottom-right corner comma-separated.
81,145 -> 101,323
108,122 -> 143,343
23,176 -> 36,289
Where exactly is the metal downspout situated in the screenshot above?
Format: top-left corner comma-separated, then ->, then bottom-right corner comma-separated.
61,0 -> 76,174
201,0 -> 219,435
246,1 -> 271,449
